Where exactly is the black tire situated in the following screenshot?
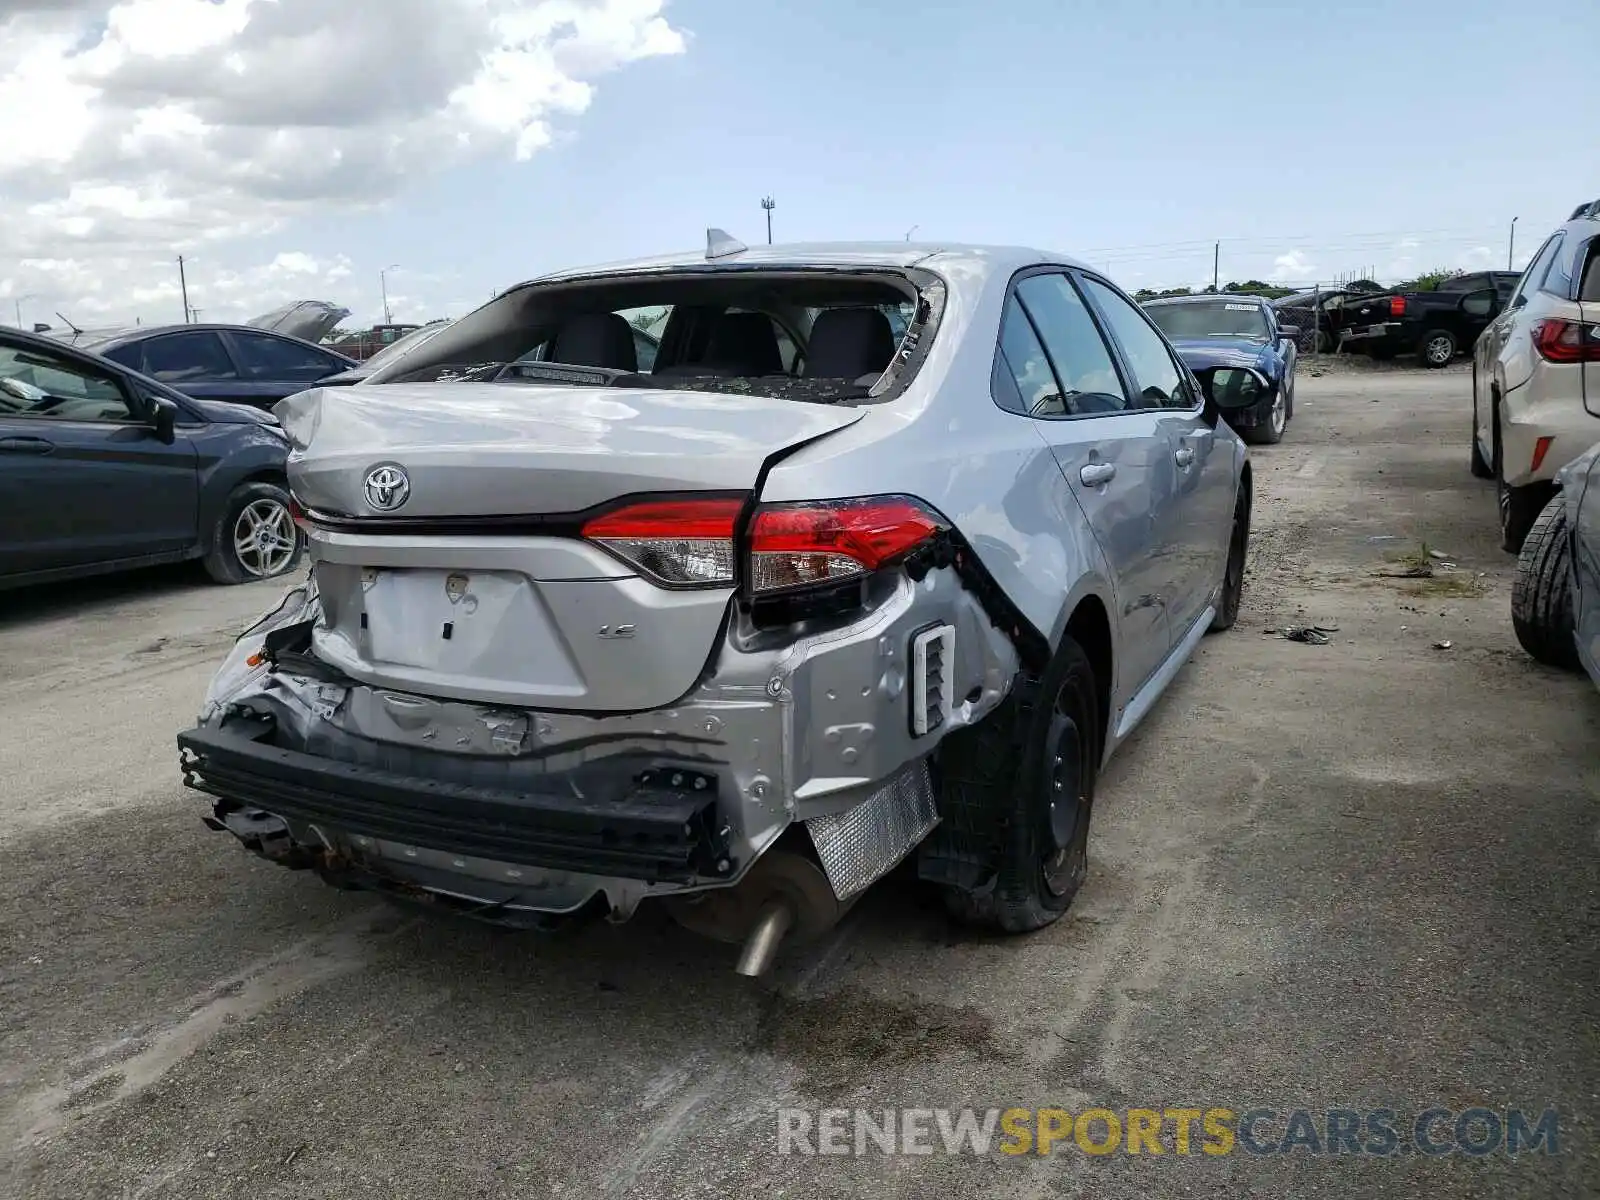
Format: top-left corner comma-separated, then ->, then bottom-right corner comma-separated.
1511,497 -> 1579,670
203,480 -> 304,585
1209,478 -> 1251,633
1470,382 -> 1493,479
1239,387 -> 1286,445
1418,328 -> 1457,368
938,637 -> 1100,934
1498,474 -> 1552,556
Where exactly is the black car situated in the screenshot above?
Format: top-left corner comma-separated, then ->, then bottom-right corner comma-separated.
0,327 -> 301,589
1336,270 -> 1522,367
78,324 -> 357,411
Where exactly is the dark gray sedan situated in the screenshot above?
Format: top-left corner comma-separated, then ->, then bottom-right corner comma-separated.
1512,441 -> 1600,688
0,327 -> 300,589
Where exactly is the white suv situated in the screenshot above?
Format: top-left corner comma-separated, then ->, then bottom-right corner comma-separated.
1472,200 -> 1600,551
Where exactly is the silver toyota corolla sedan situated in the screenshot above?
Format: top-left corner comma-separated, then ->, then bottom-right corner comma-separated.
178,236 -> 1256,973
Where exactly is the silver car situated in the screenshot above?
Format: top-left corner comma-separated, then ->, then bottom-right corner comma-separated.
178,237 -> 1254,973
1512,441 -> 1600,688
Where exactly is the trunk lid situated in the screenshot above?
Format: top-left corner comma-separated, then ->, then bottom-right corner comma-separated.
281,382 -> 865,712
247,300 -> 351,344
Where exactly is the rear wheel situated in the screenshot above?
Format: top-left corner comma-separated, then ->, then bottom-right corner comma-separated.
1418,328 -> 1457,368
939,637 -> 1100,934
1209,479 -> 1251,633
1511,497 -> 1579,670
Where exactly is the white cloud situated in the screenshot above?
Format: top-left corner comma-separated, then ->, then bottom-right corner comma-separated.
1270,250 -> 1315,282
0,0 -> 686,325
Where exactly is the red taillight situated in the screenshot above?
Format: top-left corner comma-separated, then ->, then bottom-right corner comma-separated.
1530,436 -> 1555,474
582,497 -> 742,586
1389,296 -> 1406,317
288,496 -> 310,531
581,494 -> 947,593
748,497 -> 945,594
1531,319 -> 1600,364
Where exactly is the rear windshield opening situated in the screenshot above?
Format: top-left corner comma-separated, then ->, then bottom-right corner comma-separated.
378,269 -> 935,404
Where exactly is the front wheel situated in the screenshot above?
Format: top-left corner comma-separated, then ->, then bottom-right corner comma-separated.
939,637 -> 1100,934
1418,328 -> 1457,368
1239,387 -> 1286,445
1511,497 -> 1579,670
204,481 -> 303,584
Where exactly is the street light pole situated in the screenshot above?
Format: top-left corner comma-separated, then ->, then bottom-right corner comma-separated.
1508,217 -> 1518,271
760,196 -> 775,245
380,264 -> 399,324
14,293 -> 36,328
905,225 -> 919,242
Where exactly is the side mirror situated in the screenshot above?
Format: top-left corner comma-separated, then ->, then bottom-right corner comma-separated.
1194,365 -> 1272,411
1278,325 -> 1301,339
149,395 -> 178,444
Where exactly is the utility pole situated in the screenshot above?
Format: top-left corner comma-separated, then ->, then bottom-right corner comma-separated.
1212,241 -> 1220,292
381,264 -> 399,324
1508,217 -> 1518,271
13,293 -> 37,329
177,256 -> 191,324
761,195 -> 775,245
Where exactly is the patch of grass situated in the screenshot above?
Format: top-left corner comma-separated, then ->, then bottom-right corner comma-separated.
1398,575 -> 1486,599
1383,542 -> 1438,572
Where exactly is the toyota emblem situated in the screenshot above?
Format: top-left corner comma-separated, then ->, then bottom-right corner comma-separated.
363,464 -> 410,512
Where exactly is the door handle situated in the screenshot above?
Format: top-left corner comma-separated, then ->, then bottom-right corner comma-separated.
1079,462 -> 1116,487
0,436 -> 54,455
1174,446 -> 1196,468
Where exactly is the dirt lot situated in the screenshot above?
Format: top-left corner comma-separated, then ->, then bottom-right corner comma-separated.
3,362 -> 1597,1199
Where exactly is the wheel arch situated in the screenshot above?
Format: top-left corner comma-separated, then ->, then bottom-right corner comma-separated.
1057,592 -> 1113,757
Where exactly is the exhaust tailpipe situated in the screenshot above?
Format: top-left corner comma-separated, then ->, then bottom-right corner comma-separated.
665,849 -> 847,976
734,901 -> 795,977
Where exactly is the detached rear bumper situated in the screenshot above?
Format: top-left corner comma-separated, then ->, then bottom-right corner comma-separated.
177,715 -> 730,884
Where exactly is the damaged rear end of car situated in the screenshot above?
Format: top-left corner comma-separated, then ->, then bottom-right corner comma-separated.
177,254 -> 1026,974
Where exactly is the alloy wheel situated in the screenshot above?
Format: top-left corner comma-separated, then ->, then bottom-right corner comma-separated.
1426,336 -> 1453,366
233,498 -> 298,578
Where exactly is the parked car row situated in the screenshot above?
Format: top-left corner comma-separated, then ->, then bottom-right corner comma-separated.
1486,200 -> 1600,694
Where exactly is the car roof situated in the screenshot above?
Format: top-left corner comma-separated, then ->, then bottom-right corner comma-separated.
1142,293 -> 1268,307
84,323 -> 355,361
520,241 -> 1091,287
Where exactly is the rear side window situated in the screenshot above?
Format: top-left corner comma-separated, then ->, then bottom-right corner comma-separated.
229,331 -> 344,381
1079,277 -> 1196,410
1513,236 -> 1562,305
1013,274 -> 1127,415
138,331 -> 239,382
1542,233 -> 1573,298
994,297 -> 1064,416
1580,239 -> 1600,303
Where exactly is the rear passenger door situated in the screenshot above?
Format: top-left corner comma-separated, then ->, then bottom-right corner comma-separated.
224,330 -> 350,398
1077,274 -> 1237,641
993,270 -> 1173,694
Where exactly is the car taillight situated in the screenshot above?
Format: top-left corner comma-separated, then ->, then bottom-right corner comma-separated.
1531,319 -> 1600,364
581,494 -> 948,593
582,497 -> 743,586
1389,296 -> 1406,317
748,497 -> 945,594
288,496 -> 310,531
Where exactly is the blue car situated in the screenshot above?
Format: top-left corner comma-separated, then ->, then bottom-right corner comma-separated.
1143,295 -> 1299,444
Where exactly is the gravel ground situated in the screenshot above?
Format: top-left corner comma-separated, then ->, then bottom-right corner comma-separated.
2,364 -> 1597,1199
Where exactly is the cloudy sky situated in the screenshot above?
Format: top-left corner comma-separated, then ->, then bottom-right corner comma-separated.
1,0 -> 1594,332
